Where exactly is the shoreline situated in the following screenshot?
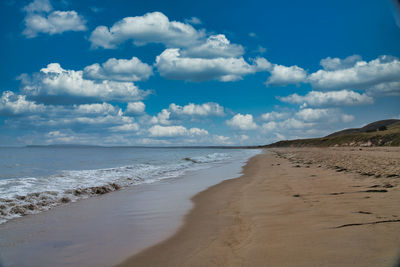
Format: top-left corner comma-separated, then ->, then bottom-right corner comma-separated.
0,153 -> 255,267
118,148 -> 400,266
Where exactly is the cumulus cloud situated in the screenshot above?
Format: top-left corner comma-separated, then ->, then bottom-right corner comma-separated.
184,17 -> 202,25
3,98 -> 148,137
213,135 -> 232,145
262,121 -> 278,131
19,63 -> 149,103
261,111 -> 289,121
253,57 -> 272,71
341,114 -> 355,123
148,125 -> 208,137
89,11 -> 205,49
248,32 -> 257,38
253,46 -> 267,54
83,57 -> 153,82
320,55 -> 362,71
150,102 -> 225,125
0,91 -> 45,116
150,109 -> 171,125
188,127 -> 209,136
169,102 -> 225,117
109,123 -> 140,132
266,64 -> 307,86
263,55 -> 400,97
45,130 -> 81,144
181,34 -> 244,59
295,108 -> 354,123
295,108 -> 332,122
262,118 -> 314,131
364,81 -> 400,96
279,90 -> 374,107
308,56 -> 400,92
260,107 -> 356,142
155,48 -> 257,82
226,113 -> 258,130
24,0 -> 52,13
73,102 -> 121,115
240,134 -> 249,141
27,108 -> 139,135
125,101 -> 145,115
23,0 -> 86,38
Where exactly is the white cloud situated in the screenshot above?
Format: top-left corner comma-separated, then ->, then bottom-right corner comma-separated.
226,113 -> 258,130
213,135 -> 232,145
19,63 -> 149,102
24,0 -> 52,13
248,32 -> 257,38
279,118 -> 314,129
365,81 -> 400,96
240,134 -> 249,141
155,48 -> 256,82
185,17 -> 202,25
308,56 -> 400,91
261,111 -> 289,121
295,108 -> 331,122
109,123 -> 140,132
169,102 -> 225,117
253,57 -> 272,71
60,115 -> 132,126
90,6 -> 104,13
0,91 -> 45,116
253,45 -> 267,54
89,11 -> 205,49
188,128 -> 209,136
83,57 -> 153,82
150,109 -> 171,125
295,108 -> 354,123
279,90 -> 374,107
45,130 -> 78,143
148,125 -> 208,137
262,55 -> 400,97
125,101 -> 145,115
320,55 -> 362,71
135,138 -> 171,145
262,121 -> 278,131
262,118 -> 315,132
274,132 -> 286,140
181,34 -> 244,59
5,100 -> 145,135
341,114 -> 355,123
23,0 -> 86,38
266,64 -> 307,86
74,102 -> 120,115
150,102 -> 225,125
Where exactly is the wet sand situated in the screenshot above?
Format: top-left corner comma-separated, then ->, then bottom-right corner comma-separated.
119,148 -> 400,266
0,158 -> 249,267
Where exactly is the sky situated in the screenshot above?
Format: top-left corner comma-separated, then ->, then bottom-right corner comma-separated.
0,0 -> 399,146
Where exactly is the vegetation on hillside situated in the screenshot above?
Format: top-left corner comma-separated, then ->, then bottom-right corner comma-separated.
264,120 -> 400,147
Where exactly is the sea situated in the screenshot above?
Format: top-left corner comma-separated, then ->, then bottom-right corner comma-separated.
0,146 -> 259,224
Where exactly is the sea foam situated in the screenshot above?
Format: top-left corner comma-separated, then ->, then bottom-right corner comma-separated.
0,151 -> 239,224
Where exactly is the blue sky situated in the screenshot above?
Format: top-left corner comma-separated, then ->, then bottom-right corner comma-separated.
0,0 -> 399,146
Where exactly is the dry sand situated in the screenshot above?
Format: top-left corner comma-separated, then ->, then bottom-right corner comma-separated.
117,147 -> 400,267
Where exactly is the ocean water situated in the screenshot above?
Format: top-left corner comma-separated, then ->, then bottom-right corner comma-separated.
0,146 -> 259,224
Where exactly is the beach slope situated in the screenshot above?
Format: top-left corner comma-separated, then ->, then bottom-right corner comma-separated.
118,147 -> 400,267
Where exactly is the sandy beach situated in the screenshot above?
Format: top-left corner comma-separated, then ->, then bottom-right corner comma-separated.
118,147 -> 400,267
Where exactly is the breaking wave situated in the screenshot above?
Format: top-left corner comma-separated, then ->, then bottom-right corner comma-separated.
0,152 -> 236,224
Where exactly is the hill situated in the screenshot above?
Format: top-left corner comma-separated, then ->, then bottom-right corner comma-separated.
263,119 -> 400,148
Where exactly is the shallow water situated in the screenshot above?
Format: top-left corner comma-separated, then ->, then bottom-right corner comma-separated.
0,147 -> 257,223
0,148 -> 259,267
